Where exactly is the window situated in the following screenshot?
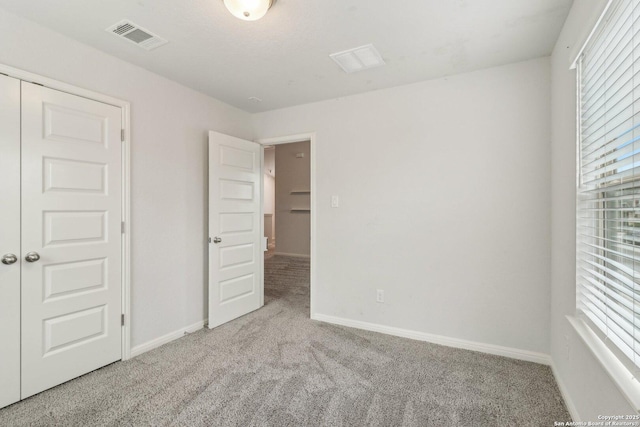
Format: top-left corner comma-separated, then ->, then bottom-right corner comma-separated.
577,0 -> 640,374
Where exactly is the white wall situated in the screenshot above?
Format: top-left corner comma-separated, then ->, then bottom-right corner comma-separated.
253,57 -> 552,354
0,8 -> 253,348
550,0 -> 635,418
274,141 -> 311,257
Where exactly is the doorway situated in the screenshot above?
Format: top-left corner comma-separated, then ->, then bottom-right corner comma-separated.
260,134 -> 316,317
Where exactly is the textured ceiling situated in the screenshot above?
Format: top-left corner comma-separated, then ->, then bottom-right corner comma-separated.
0,0 -> 573,112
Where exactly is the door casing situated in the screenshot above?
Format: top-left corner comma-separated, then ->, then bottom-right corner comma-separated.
0,63 -> 133,360
258,133 -> 317,318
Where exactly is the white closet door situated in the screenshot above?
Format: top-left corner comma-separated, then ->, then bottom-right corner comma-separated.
20,82 -> 123,398
0,74 -> 21,408
208,131 -> 262,328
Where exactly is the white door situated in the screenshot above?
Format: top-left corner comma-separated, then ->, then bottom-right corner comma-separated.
20,82 -> 123,398
0,74 -> 21,408
208,131 -> 262,328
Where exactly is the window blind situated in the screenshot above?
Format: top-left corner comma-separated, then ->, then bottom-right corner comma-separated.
577,0 -> 640,371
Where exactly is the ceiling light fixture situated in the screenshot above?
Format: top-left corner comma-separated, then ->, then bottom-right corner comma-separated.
223,0 -> 276,21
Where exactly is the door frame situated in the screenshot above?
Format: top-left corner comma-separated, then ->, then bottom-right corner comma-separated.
0,63 -> 133,360
258,133 -> 317,317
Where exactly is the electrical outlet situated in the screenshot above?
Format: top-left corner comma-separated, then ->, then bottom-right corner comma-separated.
376,289 -> 384,303
331,195 -> 340,208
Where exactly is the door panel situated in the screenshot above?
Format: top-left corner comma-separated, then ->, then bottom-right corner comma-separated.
0,74 -> 21,409
21,82 -> 122,399
209,131 -> 262,328
44,157 -> 107,194
43,258 -> 107,300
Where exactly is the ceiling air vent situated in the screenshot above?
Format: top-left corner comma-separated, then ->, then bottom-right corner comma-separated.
330,44 -> 386,74
106,20 -> 168,51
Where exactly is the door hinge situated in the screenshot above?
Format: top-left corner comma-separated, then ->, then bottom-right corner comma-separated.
121,129 -> 125,142
121,221 -> 125,234
121,314 -> 125,326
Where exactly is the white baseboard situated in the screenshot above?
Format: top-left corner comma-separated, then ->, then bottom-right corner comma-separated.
273,252 -> 310,259
550,361 -> 580,421
130,319 -> 207,358
312,313 -> 552,366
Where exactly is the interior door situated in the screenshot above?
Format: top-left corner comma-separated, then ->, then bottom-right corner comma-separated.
20,82 -> 123,398
208,131 -> 262,328
0,74 -> 21,408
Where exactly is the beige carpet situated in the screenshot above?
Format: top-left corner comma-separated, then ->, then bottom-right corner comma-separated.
0,255 -> 569,426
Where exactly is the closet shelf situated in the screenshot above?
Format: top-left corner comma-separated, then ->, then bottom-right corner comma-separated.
290,190 -> 311,194
290,208 -> 311,212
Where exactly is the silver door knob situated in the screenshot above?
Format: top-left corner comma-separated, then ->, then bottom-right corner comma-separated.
1,254 -> 17,265
213,237 -> 222,244
25,252 -> 40,263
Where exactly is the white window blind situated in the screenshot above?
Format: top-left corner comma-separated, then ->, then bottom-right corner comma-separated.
577,0 -> 640,371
